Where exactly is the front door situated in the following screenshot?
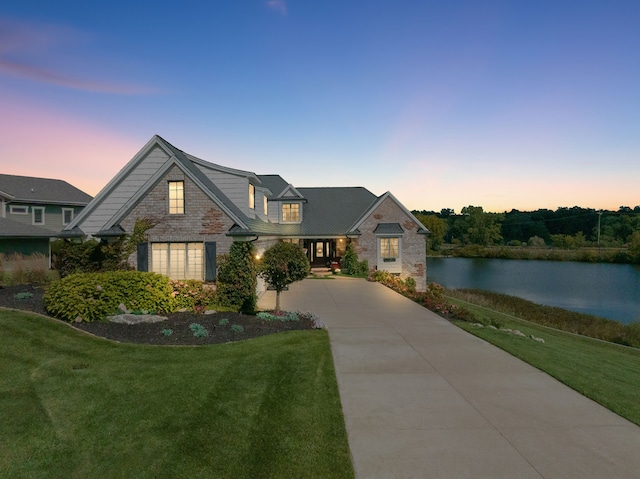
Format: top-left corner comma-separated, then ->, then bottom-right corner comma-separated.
306,240 -> 335,266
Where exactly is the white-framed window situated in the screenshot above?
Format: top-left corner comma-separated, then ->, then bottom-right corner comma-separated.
32,207 -> 45,225
10,205 -> 28,215
282,203 -> 300,222
152,242 -> 203,280
62,208 -> 74,225
380,237 -> 399,260
377,236 -> 402,273
249,184 -> 255,210
263,195 -> 268,216
168,181 -> 185,215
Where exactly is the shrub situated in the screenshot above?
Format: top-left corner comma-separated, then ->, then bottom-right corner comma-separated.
169,279 -> 215,312
230,324 -> 244,333
189,323 -> 209,338
216,242 -> 257,313
340,243 -> 369,276
257,310 -> 300,322
44,271 -> 176,322
218,318 -> 229,326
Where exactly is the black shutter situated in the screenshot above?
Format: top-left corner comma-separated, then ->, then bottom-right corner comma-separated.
205,242 -> 217,281
137,242 -> 149,272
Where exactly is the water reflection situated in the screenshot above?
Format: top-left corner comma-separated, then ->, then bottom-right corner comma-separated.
426,257 -> 640,324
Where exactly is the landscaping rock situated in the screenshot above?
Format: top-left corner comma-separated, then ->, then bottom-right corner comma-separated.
512,330 -> 526,337
107,314 -> 168,325
473,323 -> 484,328
530,335 -> 546,343
488,325 -> 497,330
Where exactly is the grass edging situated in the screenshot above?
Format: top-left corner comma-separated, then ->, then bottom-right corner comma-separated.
447,298 -> 640,426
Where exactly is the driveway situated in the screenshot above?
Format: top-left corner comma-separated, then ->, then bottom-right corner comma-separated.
258,277 -> 640,478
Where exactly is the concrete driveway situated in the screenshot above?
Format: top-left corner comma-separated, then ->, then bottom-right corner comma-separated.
258,277 -> 640,479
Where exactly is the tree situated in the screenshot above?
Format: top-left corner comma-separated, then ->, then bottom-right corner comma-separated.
216,241 -> 257,313
259,242 -> 310,313
460,206 -> 503,245
415,213 -> 447,251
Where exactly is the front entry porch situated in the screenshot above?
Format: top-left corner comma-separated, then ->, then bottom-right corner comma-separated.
304,239 -> 337,267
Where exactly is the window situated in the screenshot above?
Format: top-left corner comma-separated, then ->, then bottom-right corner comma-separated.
380,237 -> 399,259
152,243 -> 203,280
32,207 -> 45,225
282,203 -> 300,222
168,181 -> 185,214
10,205 -> 28,214
263,195 -> 268,216
249,184 -> 255,210
62,208 -> 74,225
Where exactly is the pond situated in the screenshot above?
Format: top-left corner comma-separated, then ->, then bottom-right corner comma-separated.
426,257 -> 640,324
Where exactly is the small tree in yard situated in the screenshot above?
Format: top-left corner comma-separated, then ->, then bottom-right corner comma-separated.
259,242 -> 310,313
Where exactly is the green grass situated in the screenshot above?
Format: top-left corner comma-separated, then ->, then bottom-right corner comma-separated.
0,310 -> 354,479
449,299 -> 640,426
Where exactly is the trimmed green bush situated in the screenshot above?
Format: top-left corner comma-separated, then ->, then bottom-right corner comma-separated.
44,271 -> 177,322
216,242 -> 258,313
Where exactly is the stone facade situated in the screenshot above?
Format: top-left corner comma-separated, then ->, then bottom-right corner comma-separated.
354,196 -> 426,291
120,165 -> 236,269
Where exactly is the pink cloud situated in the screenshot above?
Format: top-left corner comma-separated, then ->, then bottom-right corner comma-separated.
0,16 -> 159,95
266,0 -> 287,15
0,96 -> 141,196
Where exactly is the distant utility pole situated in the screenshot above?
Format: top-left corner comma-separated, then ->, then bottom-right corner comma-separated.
597,211 -> 602,255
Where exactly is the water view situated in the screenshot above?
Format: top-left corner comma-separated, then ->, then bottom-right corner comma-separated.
426,257 -> 640,324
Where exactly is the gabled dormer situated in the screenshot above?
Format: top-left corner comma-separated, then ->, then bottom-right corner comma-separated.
276,184 -> 306,224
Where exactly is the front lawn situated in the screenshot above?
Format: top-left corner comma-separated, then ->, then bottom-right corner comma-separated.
450,299 -> 640,426
0,310 -> 354,479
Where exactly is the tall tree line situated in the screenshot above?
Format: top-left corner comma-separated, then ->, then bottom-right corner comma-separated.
413,206 -> 640,249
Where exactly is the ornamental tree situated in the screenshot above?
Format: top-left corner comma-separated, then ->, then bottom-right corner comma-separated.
259,242 -> 310,313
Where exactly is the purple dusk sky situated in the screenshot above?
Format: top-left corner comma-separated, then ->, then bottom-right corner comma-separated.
1,1 -> 638,213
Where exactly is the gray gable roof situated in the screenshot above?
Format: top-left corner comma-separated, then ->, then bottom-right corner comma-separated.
0,174 -> 92,205
374,223 -> 405,235
0,217 -> 55,238
297,187 -> 377,236
257,175 -> 289,197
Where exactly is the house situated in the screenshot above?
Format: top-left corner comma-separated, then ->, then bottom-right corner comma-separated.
63,135 -> 429,291
0,174 -> 93,264
0,174 -> 93,233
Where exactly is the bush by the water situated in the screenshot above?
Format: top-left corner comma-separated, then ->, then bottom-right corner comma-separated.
448,289 -> 640,348
44,271 -> 177,322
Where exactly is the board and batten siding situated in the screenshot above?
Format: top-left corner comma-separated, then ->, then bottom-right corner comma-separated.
76,146 -> 171,236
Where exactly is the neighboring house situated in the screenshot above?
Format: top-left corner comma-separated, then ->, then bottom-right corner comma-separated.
0,174 -> 93,233
0,174 -> 93,262
0,217 -> 54,267
63,135 -> 429,290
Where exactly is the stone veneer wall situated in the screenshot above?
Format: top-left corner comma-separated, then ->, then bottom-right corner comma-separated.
353,196 -> 426,291
120,165 -> 236,269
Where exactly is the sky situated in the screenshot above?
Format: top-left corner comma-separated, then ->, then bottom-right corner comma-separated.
1,0 -> 638,214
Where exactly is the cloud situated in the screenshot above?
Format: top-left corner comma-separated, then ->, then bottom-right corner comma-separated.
266,0 -> 287,15
0,16 -> 159,95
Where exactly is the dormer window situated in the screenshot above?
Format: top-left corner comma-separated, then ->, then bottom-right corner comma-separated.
282,203 -> 300,222
249,184 -> 255,210
169,181 -> 184,215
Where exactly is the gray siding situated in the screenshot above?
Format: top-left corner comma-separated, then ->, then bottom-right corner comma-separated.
76,146 -> 171,235
5,204 -> 84,233
195,164 -> 251,216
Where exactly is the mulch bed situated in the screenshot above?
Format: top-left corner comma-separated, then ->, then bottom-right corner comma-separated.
0,284 -> 316,345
